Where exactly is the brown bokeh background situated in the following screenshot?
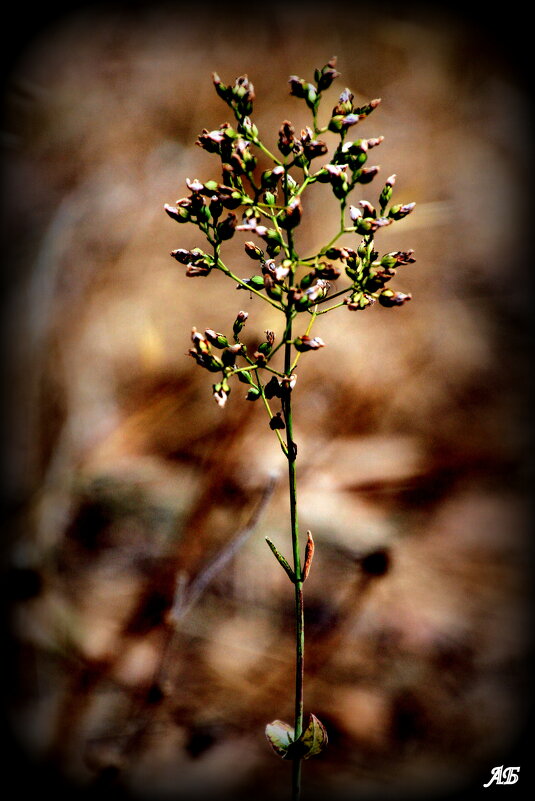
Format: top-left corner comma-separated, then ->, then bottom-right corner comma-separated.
1,3 -> 533,800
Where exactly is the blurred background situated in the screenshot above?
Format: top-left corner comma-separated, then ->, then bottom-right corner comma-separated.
1,2 -> 533,800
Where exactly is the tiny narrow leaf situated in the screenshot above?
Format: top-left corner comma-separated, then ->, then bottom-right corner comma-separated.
299,713 -> 328,759
302,530 -> 315,581
265,720 -> 295,758
266,538 -> 296,582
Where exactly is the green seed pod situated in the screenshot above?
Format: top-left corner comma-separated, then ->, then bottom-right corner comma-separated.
203,179 -> 219,193
204,329 -> 229,349
299,272 -> 315,290
237,370 -> 253,385
246,386 -> 262,401
263,275 -> 283,300
237,275 -> 264,291
379,254 -> 396,269
196,203 -> 211,224
294,294 -> 311,311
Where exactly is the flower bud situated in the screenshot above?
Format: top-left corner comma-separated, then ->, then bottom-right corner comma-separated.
325,164 -> 349,199
378,289 -> 412,307
186,177 -> 204,193
328,114 -> 353,133
212,72 -> 232,103
204,329 -> 229,349
356,165 -> 380,184
332,88 -> 354,115
281,374 -> 297,391
278,120 -> 295,156
379,174 -> 396,212
244,241 -> 264,260
185,263 -> 211,277
288,75 -> 307,98
359,200 -> 376,218
314,263 -> 341,280
238,116 -> 258,139
216,213 -> 237,241
279,197 -> 302,230
261,165 -> 285,190
385,249 -> 416,265
233,310 -> 248,338
355,98 -> 381,117
222,346 -> 239,367
164,204 -> 190,223
314,57 -> 340,91
213,378 -> 230,408
294,335 -> 326,352
246,386 -> 262,401
388,202 -> 416,220
209,194 -> 223,221
305,279 -> 329,302
366,136 -> 384,149
189,349 -> 224,372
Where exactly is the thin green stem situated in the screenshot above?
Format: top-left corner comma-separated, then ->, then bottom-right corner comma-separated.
216,259 -> 284,311
254,137 -> 283,166
282,284 -> 304,801
315,300 -> 346,314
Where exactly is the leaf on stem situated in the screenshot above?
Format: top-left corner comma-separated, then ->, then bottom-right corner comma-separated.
265,714 -> 328,760
265,538 -> 295,582
265,720 -> 295,758
298,713 -> 328,759
302,531 -> 315,581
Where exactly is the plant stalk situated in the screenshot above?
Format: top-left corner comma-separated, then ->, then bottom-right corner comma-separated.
283,307 -> 304,801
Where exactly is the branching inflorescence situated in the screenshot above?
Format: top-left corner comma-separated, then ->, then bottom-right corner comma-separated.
165,57 -> 415,800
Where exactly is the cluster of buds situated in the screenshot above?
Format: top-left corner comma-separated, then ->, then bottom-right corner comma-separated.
277,120 -> 328,168
165,56 -> 416,417
212,73 -> 255,118
170,247 -> 213,277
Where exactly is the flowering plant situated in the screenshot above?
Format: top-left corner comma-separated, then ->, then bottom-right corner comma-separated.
165,57 -> 415,799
